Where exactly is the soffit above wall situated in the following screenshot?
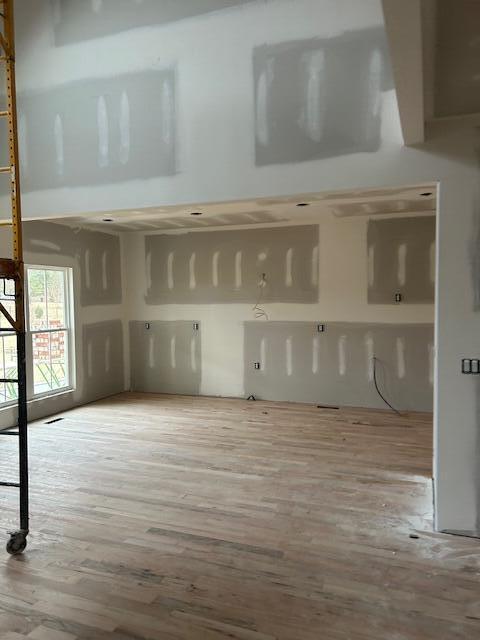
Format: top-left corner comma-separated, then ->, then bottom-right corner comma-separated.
42,183 -> 436,233
435,0 -> 480,119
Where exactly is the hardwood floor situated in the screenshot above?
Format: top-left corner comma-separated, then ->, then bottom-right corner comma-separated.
0,393 -> 478,640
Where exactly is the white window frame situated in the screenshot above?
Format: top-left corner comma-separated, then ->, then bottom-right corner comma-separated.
25,265 -> 75,401
0,265 -> 75,409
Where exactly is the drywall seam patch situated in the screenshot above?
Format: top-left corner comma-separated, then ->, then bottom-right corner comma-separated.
130,321 -> 201,395
145,225 -> 319,304
367,216 -> 436,304
244,321 -> 434,411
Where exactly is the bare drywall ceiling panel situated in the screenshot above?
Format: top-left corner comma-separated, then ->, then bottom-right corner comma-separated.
244,321 -> 434,411
53,0 -> 257,45
367,216 -> 435,304
83,320 -> 125,403
145,225 -> 319,304
254,27 -> 393,166
24,221 -> 122,306
15,70 -> 175,192
435,0 -> 480,117
130,321 -> 201,395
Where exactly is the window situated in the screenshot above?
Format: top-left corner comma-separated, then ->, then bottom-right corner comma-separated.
0,266 -> 74,406
27,267 -> 73,397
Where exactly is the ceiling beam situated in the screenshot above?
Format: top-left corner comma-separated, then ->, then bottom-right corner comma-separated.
382,0 -> 425,145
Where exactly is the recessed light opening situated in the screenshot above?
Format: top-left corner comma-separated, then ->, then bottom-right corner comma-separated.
190,212 -> 203,216
420,192 -> 433,197
296,203 -> 310,207
102,218 -> 114,222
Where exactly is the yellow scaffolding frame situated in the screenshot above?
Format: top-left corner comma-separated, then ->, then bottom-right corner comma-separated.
0,0 -> 29,556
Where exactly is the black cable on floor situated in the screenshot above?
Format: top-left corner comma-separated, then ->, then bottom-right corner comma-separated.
372,356 -> 402,416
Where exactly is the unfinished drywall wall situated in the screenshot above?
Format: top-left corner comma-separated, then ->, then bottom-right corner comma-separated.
254,27 -> 393,166
53,0 -> 257,45
125,215 -> 435,404
5,0 -> 398,218
244,321 -> 433,411
24,222 -> 122,306
130,321 -> 201,395
16,70 -> 175,192
83,320 -> 124,403
368,216 -> 435,304
0,221 -> 127,429
145,225 -> 319,304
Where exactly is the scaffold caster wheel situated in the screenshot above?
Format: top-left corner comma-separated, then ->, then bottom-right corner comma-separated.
6,531 -> 27,555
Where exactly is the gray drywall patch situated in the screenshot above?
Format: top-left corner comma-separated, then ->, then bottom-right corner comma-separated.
254,27 -> 393,166
145,225 -> 319,304
77,229 -> 123,306
367,216 -> 436,304
83,320 -> 124,402
52,0 -> 257,45
130,321 -> 201,395
17,69 -> 175,192
244,321 -> 434,412
24,221 -> 122,306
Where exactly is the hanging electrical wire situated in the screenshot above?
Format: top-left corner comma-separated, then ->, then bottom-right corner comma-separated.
253,272 -> 268,320
372,356 -> 402,416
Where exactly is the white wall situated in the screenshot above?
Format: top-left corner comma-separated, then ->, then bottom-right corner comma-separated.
2,0 -> 478,535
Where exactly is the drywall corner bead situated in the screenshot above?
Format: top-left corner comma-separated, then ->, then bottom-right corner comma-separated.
130,320 -> 201,395
254,26 -> 393,167
17,69 -> 176,192
52,0 -> 258,45
244,321 -> 433,412
367,216 -> 436,304
144,225 -> 319,304
83,320 -> 124,402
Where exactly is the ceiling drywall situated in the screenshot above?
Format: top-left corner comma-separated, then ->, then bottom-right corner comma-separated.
45,183 -> 437,233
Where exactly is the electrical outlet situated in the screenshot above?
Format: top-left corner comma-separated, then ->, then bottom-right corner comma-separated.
395,293 -> 402,303
317,323 -> 325,333
462,358 -> 480,374
193,322 -> 199,331
254,362 -> 261,370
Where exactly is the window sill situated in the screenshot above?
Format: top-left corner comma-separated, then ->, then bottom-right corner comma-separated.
0,388 -> 75,413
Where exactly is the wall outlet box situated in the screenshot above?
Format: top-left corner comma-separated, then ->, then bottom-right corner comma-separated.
461,358 -> 480,374
193,322 -> 199,331
395,293 -> 403,303
145,322 -> 150,330
254,362 -> 261,370
317,324 -> 325,333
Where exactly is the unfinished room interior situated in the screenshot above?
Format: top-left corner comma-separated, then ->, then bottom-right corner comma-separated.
0,0 -> 479,638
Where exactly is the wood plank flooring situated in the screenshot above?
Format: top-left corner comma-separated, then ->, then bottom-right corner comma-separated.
0,393 -> 478,640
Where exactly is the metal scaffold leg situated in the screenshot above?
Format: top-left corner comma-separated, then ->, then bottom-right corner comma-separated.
0,0 -> 29,555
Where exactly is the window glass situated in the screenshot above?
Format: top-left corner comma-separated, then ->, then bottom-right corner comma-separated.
28,269 -> 48,332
